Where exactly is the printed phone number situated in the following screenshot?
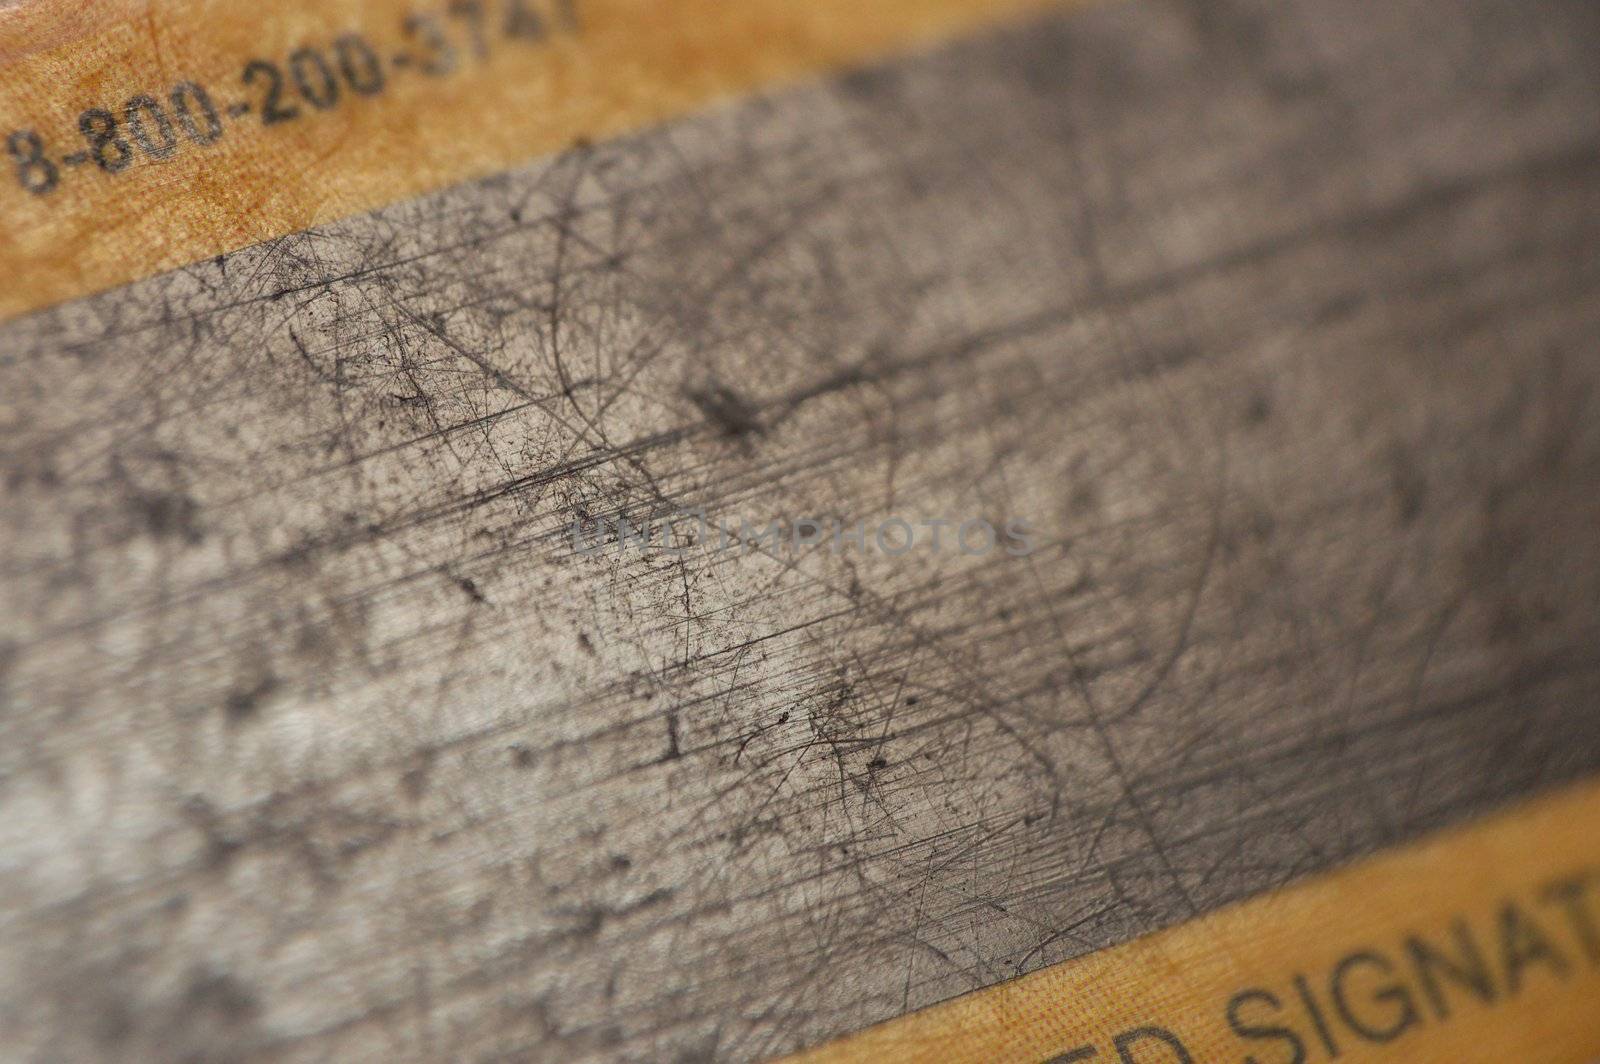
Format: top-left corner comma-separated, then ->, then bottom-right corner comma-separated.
6,0 -> 579,197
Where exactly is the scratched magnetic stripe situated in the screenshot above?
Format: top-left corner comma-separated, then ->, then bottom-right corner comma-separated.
2,0 -> 1599,1061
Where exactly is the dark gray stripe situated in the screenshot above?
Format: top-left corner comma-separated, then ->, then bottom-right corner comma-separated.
2,0 -> 1599,1059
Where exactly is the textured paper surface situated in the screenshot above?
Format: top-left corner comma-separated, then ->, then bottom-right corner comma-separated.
790,778 -> 1600,1062
0,0 -> 1063,318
